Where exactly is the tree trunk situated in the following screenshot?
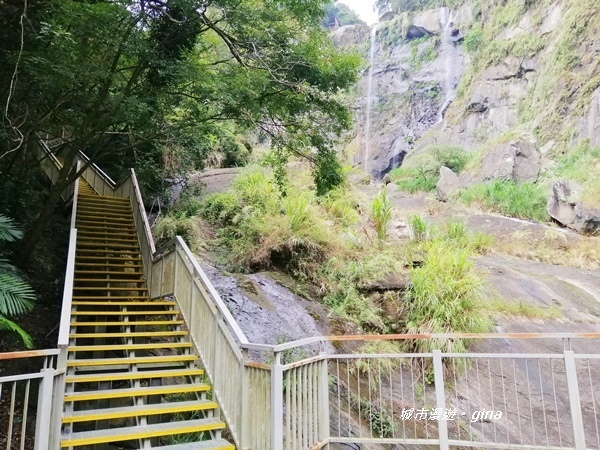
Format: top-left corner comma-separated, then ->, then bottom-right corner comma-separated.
16,149 -> 77,269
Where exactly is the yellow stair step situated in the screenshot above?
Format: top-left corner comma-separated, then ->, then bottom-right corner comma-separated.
71,310 -> 178,316
72,295 -> 149,300
71,301 -> 172,306
150,440 -> 235,450
64,383 -> 209,402
75,224 -> 136,231
60,418 -> 225,447
76,210 -> 132,218
77,203 -> 132,211
77,249 -> 140,254
70,331 -> 187,338
67,342 -> 191,352
73,287 -> 147,291
66,354 -> 197,367
75,263 -> 143,268
73,278 -> 145,283
66,367 -> 201,383
77,194 -> 130,202
76,238 -> 139,245
75,263 -> 144,276
62,399 -> 216,423
69,320 -> 183,326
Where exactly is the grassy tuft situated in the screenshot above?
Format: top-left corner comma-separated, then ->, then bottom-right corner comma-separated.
487,299 -> 562,320
402,238 -> 493,354
459,180 -> 549,222
371,188 -> 393,240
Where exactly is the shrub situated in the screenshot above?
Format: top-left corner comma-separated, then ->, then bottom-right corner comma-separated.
152,214 -> 198,250
319,188 -> 359,227
371,188 -> 393,240
390,167 -> 438,193
408,214 -> 428,241
459,180 -> 549,221
463,26 -> 483,53
0,215 -> 36,348
403,239 -> 492,354
284,192 -> 311,232
200,193 -> 239,227
431,145 -> 470,174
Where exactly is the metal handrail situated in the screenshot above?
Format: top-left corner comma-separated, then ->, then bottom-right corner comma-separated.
0,349 -> 60,361
243,331 -> 600,353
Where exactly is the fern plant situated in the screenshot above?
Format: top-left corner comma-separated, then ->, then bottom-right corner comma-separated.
0,214 -> 36,348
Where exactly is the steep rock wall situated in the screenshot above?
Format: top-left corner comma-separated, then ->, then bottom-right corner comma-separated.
337,0 -> 600,181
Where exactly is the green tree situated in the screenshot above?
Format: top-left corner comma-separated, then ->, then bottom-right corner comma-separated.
0,215 -> 36,348
323,1 -> 365,28
0,0 -> 361,264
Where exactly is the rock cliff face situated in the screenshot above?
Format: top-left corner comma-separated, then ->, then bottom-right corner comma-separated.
336,0 -> 600,185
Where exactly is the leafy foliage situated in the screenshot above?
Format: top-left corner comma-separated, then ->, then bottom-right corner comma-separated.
391,145 -> 469,193
0,214 -> 35,348
459,180 -> 549,222
323,2 -> 365,28
0,0 -> 361,259
403,238 -> 492,354
371,188 -> 393,240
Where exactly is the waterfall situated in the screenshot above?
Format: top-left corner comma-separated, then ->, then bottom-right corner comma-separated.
364,24 -> 378,174
438,8 -> 455,122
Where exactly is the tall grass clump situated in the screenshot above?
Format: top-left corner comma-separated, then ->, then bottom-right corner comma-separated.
199,166 -> 345,276
408,214 -> 428,241
459,180 -> 549,221
319,187 -> 360,226
371,188 -> 393,240
403,239 -> 492,354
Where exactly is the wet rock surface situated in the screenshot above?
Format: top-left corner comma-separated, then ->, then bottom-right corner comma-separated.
199,262 -> 335,360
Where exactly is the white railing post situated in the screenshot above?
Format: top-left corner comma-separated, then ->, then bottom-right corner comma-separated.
34,369 -> 55,450
433,350 -> 449,450
318,355 -> 330,444
271,351 -> 284,450
564,350 -> 586,450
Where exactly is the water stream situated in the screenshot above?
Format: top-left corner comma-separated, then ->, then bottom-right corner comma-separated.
364,24 -> 378,174
438,7 -> 455,122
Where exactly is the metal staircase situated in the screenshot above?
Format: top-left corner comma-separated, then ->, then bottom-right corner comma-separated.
60,180 -> 234,449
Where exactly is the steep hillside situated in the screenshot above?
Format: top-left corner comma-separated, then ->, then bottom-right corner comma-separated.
335,0 -> 599,231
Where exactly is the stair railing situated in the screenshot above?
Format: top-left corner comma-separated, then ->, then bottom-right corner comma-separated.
38,144 -> 273,449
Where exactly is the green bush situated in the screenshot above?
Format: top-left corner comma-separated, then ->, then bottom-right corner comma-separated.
390,167 -> 438,193
200,193 -> 239,227
152,214 -> 198,250
371,188 -> 393,240
0,215 -> 36,348
403,239 -> 492,354
459,180 -> 549,221
390,145 -> 468,194
463,26 -> 483,53
431,145 -> 470,173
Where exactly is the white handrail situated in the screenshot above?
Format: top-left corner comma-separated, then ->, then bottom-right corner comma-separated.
130,169 -> 156,255
175,237 -> 249,345
57,229 -> 77,348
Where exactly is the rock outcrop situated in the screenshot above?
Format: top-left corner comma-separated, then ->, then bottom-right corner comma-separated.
547,180 -> 600,233
480,140 -> 541,183
436,166 -> 461,201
